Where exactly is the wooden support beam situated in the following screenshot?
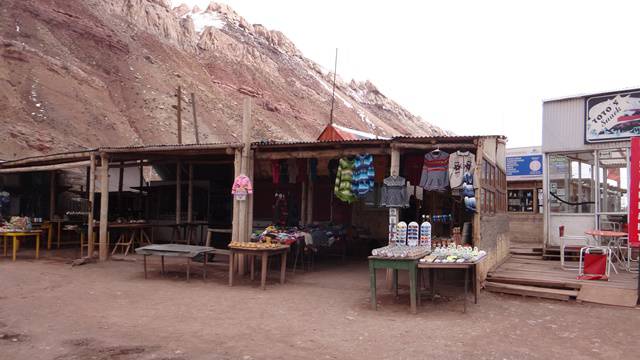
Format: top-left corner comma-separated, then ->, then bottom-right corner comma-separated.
138,161 -> 143,216
99,153 -> 109,261
187,164 -> 193,223
118,161 -> 124,217
176,161 -> 182,225
245,150 -> 254,239
87,153 -> 96,258
49,171 -> 56,220
301,179 -> 307,226
387,148 -> 400,289
0,160 -> 92,173
231,148 -> 242,244
306,161 -> 314,224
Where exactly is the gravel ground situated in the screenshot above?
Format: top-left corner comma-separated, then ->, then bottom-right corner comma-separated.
1,254 -> 638,360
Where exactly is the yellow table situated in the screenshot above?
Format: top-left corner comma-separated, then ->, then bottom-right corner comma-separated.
1,230 -> 42,261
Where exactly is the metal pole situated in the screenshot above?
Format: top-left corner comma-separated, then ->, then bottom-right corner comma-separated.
191,92 -> 199,144
177,85 -> 182,144
329,48 -> 338,125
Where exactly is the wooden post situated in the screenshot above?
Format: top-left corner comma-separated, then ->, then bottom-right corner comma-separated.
238,98 -> 253,275
245,150 -> 254,240
191,92 -> 200,144
87,153 -> 96,258
177,86 -> 182,144
49,171 -> 56,220
118,161 -> 124,217
138,161 -> 144,216
99,153 -> 109,261
176,162 -> 182,225
301,178 -> 307,226
187,164 -> 193,223
306,159 -> 314,224
231,149 -> 242,243
387,148 -> 400,289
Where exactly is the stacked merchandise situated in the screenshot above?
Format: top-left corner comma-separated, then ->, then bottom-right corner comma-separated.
251,225 -> 304,245
419,243 -> 486,263
370,218 -> 432,258
0,216 -> 32,231
229,241 -> 287,250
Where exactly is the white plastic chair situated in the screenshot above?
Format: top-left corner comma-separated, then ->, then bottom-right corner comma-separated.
559,226 -> 597,270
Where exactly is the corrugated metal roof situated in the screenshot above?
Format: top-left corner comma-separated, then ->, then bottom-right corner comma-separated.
101,142 -> 243,153
0,134 -> 508,169
543,86 -> 640,103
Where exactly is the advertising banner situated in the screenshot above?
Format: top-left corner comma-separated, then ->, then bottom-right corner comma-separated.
585,90 -> 640,143
629,137 -> 640,248
506,154 -> 543,180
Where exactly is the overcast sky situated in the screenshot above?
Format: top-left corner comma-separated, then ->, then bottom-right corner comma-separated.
172,0 -> 640,148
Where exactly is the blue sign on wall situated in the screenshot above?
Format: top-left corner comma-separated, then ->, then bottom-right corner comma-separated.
506,154 -> 543,179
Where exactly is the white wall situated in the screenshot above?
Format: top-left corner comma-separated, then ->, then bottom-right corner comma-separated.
542,97 -> 628,153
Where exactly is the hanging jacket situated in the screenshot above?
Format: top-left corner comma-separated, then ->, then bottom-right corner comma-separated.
380,175 -> 409,208
419,150 -> 449,191
334,158 -> 356,203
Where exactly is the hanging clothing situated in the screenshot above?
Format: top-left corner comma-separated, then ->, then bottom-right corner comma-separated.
402,154 -> 424,186
287,158 -> 298,184
271,160 -> 280,185
231,175 -> 253,194
279,160 -> 288,184
380,175 -> 409,208
419,150 -> 450,192
448,151 -> 476,189
273,193 -> 288,226
309,158 -> 318,181
373,156 -> 388,183
333,158 -> 356,203
353,154 -> 375,197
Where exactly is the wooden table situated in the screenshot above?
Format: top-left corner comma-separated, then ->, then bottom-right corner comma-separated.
228,245 -> 289,290
368,253 -> 426,314
418,256 -> 486,313
1,230 -> 42,261
135,244 -> 216,282
108,223 -> 152,257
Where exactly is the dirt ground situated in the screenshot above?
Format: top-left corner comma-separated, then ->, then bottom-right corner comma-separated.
1,252 -> 639,360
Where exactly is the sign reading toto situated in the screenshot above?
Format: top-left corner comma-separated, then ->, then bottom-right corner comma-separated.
586,89 -> 640,143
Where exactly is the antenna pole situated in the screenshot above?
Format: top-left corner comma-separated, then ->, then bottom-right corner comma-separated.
329,48 -> 338,125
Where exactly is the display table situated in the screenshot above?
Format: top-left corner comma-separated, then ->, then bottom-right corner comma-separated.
418,256 -> 486,313
135,244 -> 216,281
368,254 -> 424,314
107,223 -> 152,257
228,245 -> 289,290
1,230 -> 42,261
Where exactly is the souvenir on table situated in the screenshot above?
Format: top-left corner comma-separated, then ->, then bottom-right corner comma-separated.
420,220 -> 432,248
395,221 -> 407,246
407,221 -> 419,247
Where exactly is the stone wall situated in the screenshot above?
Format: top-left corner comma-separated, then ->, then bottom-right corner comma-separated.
476,213 -> 510,281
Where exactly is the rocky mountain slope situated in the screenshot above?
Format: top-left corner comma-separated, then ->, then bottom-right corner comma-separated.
0,0 -> 448,160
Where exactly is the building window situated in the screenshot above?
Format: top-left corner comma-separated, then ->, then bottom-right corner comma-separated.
480,158 -> 507,214
508,189 -> 534,212
548,152 -> 595,213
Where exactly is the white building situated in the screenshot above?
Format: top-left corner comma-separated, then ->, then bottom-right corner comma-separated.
542,88 -> 637,248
